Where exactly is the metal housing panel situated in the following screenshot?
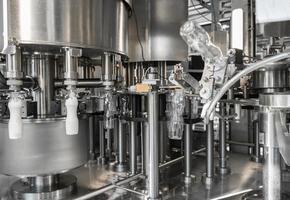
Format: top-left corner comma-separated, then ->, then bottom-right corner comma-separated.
0,119 -> 89,176
0,0 -> 129,55
128,0 -> 188,62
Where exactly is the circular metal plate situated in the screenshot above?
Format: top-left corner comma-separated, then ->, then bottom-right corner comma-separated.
259,92 -> 290,108
11,174 -> 77,200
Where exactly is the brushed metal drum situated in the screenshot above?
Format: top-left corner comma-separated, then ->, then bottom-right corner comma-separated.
128,0 -> 188,62
0,0 -> 130,55
0,118 -> 89,176
252,61 -> 290,92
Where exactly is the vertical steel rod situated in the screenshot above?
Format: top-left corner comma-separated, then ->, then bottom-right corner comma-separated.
130,121 -> 137,174
218,102 -> 230,174
89,116 -> 95,161
205,120 -> 214,184
251,120 -> 263,163
97,121 -> 106,164
262,111 -> 281,200
118,120 -> 126,164
147,91 -> 159,199
184,124 -> 193,184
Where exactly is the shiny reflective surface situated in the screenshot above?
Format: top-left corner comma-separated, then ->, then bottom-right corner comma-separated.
1,0 -> 130,55
252,62 -> 290,92
128,0 -> 188,62
0,152 -> 264,200
23,53 -> 55,117
0,119 -> 88,176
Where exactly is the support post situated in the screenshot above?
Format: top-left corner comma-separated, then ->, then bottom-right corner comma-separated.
147,91 -> 159,199
184,124 -> 194,184
217,102 -> 231,175
204,120 -> 214,185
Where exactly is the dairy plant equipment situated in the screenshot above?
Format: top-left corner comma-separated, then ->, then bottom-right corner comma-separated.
0,0 -> 290,200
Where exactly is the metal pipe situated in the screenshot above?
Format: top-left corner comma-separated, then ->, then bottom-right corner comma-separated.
106,129 -> 112,161
118,120 -> 126,164
97,121 -> 105,165
205,52 -> 290,122
159,121 -> 166,163
218,102 -> 230,174
261,111 -> 281,200
141,121 -> 148,174
251,120 -> 263,163
205,120 -> 214,183
54,80 -> 103,88
63,47 -> 81,82
72,174 -> 143,200
184,124 -> 193,184
28,54 -> 55,117
89,116 -> 95,161
147,91 -> 159,199
115,119 -> 127,172
102,52 -> 114,83
254,120 -> 260,158
159,147 -> 206,169
129,121 -> 137,174
264,148 -> 281,200
158,61 -> 167,86
159,94 -> 167,163
227,140 -> 255,147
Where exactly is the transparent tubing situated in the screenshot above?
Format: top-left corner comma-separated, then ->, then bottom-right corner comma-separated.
204,52 -> 290,122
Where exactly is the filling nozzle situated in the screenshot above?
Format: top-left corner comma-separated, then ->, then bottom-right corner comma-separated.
65,90 -> 79,135
3,44 -> 24,139
63,47 -> 82,135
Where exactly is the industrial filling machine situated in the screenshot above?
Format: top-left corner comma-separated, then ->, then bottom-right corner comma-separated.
0,0 -> 289,200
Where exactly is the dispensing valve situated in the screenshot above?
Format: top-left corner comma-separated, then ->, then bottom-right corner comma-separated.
3,45 -> 24,139
63,47 -> 82,135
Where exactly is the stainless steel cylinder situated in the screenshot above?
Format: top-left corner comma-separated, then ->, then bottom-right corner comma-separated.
102,53 -> 115,83
259,111 -> 281,200
5,45 -> 23,80
147,91 -> 159,199
0,0 -> 131,56
206,121 -> 214,180
218,102 -> 230,174
89,116 -> 96,161
24,53 -> 55,117
159,121 -> 167,163
142,121 -> 149,175
129,121 -> 137,174
106,129 -> 113,160
64,47 -> 81,82
118,120 -> 126,164
97,121 -> 106,164
158,61 -> 167,86
128,0 -> 188,62
27,175 -> 58,190
184,124 -> 192,184
0,118 -> 88,176
251,120 -> 263,163
252,61 -> 290,93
